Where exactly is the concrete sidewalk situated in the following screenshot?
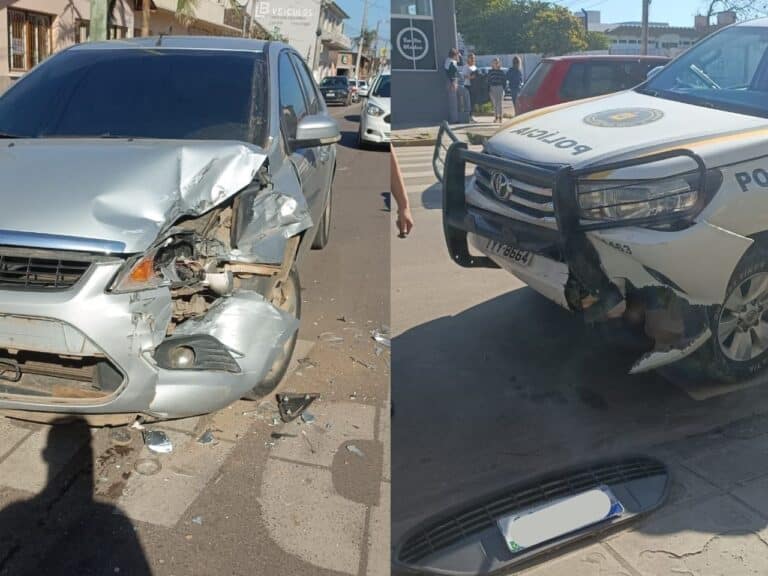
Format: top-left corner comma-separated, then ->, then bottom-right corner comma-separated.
392,98 -> 517,147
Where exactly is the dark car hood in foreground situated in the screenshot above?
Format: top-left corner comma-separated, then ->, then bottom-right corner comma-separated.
0,138 -> 267,254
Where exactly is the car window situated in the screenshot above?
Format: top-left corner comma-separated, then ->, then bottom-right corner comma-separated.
519,61 -> 552,99
560,62 -> 588,99
372,75 -> 391,98
321,77 -> 347,87
0,49 -> 265,142
290,53 -> 321,114
643,26 -> 768,118
279,51 -> 308,141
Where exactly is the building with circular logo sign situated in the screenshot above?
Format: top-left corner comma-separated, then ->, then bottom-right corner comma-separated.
583,108 -> 665,128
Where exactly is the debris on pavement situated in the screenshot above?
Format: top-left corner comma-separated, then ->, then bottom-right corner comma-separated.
300,412 -> 316,424
276,392 -> 320,423
371,327 -> 391,348
296,357 -> 318,370
350,356 -> 375,370
197,430 -> 218,446
346,444 -> 365,458
191,516 -> 203,526
143,430 -> 173,454
134,458 -> 162,476
319,332 -> 344,344
110,428 -> 132,447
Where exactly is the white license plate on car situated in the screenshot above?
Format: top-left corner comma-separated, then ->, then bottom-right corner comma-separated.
498,487 -> 624,554
327,92 -> 335,96
486,239 -> 533,266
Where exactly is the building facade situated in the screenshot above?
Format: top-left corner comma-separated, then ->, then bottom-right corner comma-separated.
391,0 -> 457,128
0,0 -> 259,92
251,0 -> 350,78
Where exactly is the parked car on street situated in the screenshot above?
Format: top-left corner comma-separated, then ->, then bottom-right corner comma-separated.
357,80 -> 370,98
516,55 -> 670,114
0,36 -> 339,423
435,19 -> 768,382
358,72 -> 391,147
319,76 -> 351,106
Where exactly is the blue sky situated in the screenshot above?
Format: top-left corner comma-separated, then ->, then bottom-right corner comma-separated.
551,0 -> 726,27
337,0 -> 390,44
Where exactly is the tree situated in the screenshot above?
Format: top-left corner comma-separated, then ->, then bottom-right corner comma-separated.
702,0 -> 768,20
457,1 -> 588,56
585,31 -> 610,50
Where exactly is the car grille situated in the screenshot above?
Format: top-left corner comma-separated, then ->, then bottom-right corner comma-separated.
0,252 -> 91,290
384,114 -> 391,124
475,165 -> 554,219
397,456 -> 666,565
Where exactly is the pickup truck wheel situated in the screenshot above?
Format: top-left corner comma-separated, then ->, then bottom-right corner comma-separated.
312,189 -> 332,250
708,244 -> 768,382
242,267 -> 301,400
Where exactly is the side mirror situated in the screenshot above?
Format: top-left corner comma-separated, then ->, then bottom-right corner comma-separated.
647,66 -> 664,80
293,114 -> 341,148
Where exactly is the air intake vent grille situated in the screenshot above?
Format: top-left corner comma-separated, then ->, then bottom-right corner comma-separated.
0,253 -> 91,290
398,457 -> 666,565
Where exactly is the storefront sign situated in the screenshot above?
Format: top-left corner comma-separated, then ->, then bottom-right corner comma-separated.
392,17 -> 436,71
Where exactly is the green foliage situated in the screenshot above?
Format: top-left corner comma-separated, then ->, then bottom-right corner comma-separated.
457,1 -> 590,56
585,31 -> 610,51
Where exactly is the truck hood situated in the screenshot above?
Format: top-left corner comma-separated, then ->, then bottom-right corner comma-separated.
0,139 -> 268,254
486,90 -> 768,168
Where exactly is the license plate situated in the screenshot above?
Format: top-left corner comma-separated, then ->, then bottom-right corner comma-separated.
498,487 -> 624,554
486,239 -> 532,266
327,92 -> 335,96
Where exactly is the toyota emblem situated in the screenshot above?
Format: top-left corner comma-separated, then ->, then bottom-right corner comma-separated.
490,171 -> 512,200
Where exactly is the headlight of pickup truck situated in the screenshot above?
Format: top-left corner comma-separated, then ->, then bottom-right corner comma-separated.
578,174 -> 699,222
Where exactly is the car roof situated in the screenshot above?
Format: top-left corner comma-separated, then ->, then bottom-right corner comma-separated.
737,17 -> 768,27
543,54 -> 669,62
69,36 -> 271,53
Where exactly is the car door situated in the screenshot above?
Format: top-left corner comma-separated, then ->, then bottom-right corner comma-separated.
278,51 -> 325,226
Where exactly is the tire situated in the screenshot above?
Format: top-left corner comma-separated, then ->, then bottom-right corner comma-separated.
312,188 -> 332,250
676,243 -> 768,383
697,242 -> 768,382
242,267 -> 302,400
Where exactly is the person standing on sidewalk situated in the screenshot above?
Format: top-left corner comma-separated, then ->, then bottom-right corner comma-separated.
460,53 -> 478,123
488,58 -> 506,123
506,56 -> 523,111
444,48 -> 460,124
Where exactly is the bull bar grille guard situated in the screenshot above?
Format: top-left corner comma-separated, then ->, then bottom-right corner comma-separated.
435,122 -> 708,271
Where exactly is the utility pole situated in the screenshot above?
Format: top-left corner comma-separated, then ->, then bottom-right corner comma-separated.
90,0 -> 107,40
354,0 -> 368,81
372,19 -> 381,75
581,8 -> 589,33
312,0 -> 326,76
641,0 -> 651,55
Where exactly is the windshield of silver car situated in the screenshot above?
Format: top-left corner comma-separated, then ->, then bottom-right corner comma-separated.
0,49 -> 267,143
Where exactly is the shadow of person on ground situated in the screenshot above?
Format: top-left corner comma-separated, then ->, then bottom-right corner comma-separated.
0,418 -> 151,576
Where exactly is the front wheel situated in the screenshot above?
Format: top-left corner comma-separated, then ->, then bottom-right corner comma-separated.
242,267 -> 302,400
709,244 -> 768,381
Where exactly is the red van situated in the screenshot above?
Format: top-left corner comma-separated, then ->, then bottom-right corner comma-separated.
516,55 -> 669,114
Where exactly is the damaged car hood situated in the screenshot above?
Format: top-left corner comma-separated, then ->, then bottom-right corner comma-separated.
0,139 -> 268,254
486,90 -> 768,168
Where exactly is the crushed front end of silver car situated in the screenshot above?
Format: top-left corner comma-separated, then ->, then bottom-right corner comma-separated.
0,140 -> 310,421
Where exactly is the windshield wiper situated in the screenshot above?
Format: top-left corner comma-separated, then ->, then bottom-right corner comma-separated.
689,64 -> 721,90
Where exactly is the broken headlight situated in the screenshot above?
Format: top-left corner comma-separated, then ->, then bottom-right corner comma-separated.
110,235 -> 199,293
578,174 -> 700,223
109,248 -> 170,293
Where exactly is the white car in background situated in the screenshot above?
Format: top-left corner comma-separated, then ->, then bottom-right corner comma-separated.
358,72 -> 390,147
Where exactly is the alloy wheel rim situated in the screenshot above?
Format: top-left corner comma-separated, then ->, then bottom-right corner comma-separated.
718,272 -> 768,362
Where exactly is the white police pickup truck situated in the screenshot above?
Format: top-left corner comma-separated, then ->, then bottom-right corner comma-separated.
435,19 -> 768,382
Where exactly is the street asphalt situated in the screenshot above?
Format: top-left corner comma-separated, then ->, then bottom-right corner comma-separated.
0,104 -> 391,576
391,142 -> 768,575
